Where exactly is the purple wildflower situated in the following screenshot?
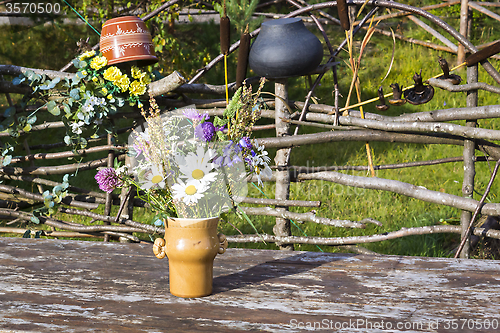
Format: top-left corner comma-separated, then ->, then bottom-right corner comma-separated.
215,125 -> 226,132
95,168 -> 122,193
214,141 -> 244,167
238,137 -> 252,149
195,122 -> 216,142
133,143 -> 143,157
183,108 -> 209,122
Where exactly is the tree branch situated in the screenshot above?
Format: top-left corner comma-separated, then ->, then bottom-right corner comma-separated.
236,197 -> 321,207
0,184 -> 98,210
226,225 -> 500,245
240,206 -> 369,228
148,71 -> 186,96
297,170 -> 500,215
256,129 -> 465,149
9,145 -> 127,164
428,78 -> 500,94
340,115 -> 500,141
0,154 -> 125,175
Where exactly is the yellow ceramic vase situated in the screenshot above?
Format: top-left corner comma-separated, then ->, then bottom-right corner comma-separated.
153,216 -> 228,298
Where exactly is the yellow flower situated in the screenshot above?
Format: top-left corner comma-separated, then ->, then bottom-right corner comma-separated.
101,87 -> 108,95
114,74 -> 130,92
90,56 -> 108,70
141,74 -> 152,85
79,50 -> 96,60
131,66 -> 145,79
103,66 -> 122,81
107,94 -> 113,100
129,80 -> 147,96
92,77 -> 98,82
81,70 -> 87,76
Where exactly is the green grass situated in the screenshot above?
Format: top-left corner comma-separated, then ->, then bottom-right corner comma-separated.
1,3 -> 500,258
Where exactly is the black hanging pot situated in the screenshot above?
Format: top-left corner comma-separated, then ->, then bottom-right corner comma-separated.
248,18 -> 323,79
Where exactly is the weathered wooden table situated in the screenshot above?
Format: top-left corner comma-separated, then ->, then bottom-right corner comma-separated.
0,237 -> 499,332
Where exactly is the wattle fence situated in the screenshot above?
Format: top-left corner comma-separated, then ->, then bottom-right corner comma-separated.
1,0 -> 500,258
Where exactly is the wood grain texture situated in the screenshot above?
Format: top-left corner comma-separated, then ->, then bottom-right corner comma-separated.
0,237 -> 499,332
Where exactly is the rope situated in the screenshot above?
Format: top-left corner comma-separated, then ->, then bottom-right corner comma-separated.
62,0 -> 101,36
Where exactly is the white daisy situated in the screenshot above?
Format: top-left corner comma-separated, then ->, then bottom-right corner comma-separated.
177,146 -> 218,185
253,162 -> 272,187
253,140 -> 271,164
140,165 -> 165,190
171,179 -> 207,205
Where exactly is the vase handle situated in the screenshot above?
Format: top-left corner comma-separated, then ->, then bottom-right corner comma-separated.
217,233 -> 228,255
153,237 -> 167,259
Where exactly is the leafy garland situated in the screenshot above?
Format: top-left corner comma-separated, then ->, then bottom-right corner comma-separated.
9,50 -> 154,158
5,51 -> 154,220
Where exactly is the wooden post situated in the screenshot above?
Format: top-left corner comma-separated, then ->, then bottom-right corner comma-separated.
457,0 -> 469,64
273,79 -> 293,251
460,64 -> 478,259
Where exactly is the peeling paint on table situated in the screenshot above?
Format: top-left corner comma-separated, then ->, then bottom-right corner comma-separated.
0,238 -> 499,332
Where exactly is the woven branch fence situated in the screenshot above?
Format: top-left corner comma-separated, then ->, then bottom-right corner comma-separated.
1,0 -> 500,258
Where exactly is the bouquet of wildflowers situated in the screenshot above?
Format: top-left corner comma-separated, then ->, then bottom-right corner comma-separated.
95,79 -> 272,223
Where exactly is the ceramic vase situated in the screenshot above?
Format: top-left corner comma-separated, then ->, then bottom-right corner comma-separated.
100,16 -> 158,66
153,216 -> 228,298
248,17 -> 323,78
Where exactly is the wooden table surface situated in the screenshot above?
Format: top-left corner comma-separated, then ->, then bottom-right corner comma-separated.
0,237 -> 499,332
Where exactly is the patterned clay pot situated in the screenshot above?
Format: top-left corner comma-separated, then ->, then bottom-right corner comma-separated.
248,17 -> 323,78
153,216 -> 228,298
100,16 -> 158,66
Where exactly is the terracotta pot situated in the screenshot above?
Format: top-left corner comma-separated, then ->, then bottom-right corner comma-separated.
248,17 -> 323,78
153,216 -> 228,298
100,16 -> 158,66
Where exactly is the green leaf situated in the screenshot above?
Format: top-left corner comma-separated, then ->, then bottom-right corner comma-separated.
51,77 -> 60,86
23,230 -> 31,238
39,77 -> 60,90
47,101 -> 60,116
108,104 -> 117,114
27,115 -> 37,124
24,70 -> 35,80
71,76 -> 81,86
12,75 -> 25,85
80,137 -> 87,148
116,97 -> 125,107
3,107 -> 16,118
34,231 -> 42,238
53,185 -> 63,195
64,136 -> 72,145
213,116 -> 228,126
70,88 -> 80,100
63,103 -> 71,115
31,216 -> 40,224
2,155 -> 12,166
23,124 -> 32,132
